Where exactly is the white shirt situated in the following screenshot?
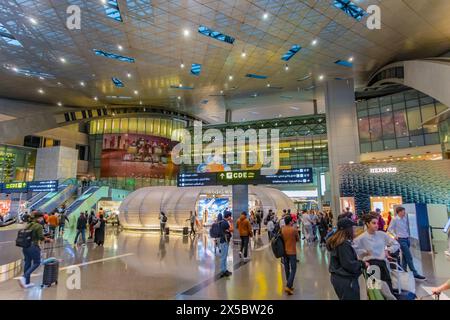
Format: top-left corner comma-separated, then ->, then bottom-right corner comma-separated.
267,220 -> 275,232
388,215 -> 410,238
353,231 -> 400,261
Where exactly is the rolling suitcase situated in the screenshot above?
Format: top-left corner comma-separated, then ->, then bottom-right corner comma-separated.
41,258 -> 59,288
183,227 -> 189,236
165,227 -> 170,235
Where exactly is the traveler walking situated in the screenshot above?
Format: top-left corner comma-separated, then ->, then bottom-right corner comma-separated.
353,213 -> 400,293
281,215 -> 299,295
388,206 -> 426,280
255,210 -> 262,236
17,212 -> 53,289
186,211 -> 196,236
74,212 -> 88,246
47,211 -> 59,239
159,211 -> 167,235
88,210 -> 97,239
94,214 -> 106,246
302,211 -> 313,244
327,218 -> 368,300
237,211 -> 252,260
218,212 -> 233,277
267,215 -> 275,240
318,212 -> 329,247
375,208 -> 385,232
58,211 -> 69,236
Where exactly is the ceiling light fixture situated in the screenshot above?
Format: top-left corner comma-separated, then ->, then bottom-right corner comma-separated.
267,83 -> 271,87
180,62 -> 185,69
263,12 -> 269,20
117,44 -> 123,51
285,64 -> 289,71
228,75 -> 233,81
134,90 -> 138,95
80,81 -> 85,86
177,96 -> 181,100
38,88 -> 44,94
241,51 -> 246,58
348,56 -> 354,62
94,96 -> 98,101
28,17 -> 37,25
139,101 -> 142,105
311,39 -> 318,46
220,90 -> 224,94
127,73 -> 131,78
318,75 -> 324,81
179,83 -> 183,88
57,102 -> 62,107
59,57 -> 66,63
183,29 -> 190,37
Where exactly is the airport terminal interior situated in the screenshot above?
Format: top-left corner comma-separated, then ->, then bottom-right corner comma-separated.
0,0 -> 449,301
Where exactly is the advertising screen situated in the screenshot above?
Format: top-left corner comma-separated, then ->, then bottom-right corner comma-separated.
101,134 -> 178,179
197,198 -> 229,225
0,200 -> 11,217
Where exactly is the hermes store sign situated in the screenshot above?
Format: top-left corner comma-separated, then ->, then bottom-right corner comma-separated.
369,167 -> 398,174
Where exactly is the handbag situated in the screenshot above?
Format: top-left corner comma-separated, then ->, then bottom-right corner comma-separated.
390,262 -> 416,294
93,220 -> 101,229
363,269 -> 385,300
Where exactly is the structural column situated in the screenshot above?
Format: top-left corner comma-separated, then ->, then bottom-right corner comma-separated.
232,184 -> 248,241
324,79 -> 360,219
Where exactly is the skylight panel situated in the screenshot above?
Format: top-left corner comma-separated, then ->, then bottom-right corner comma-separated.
0,22 -> 23,47
112,77 -> 124,87
198,25 -> 235,44
281,45 -> 301,61
190,63 -> 202,76
246,74 -> 268,79
4,64 -> 54,79
103,0 -> 123,22
335,60 -> 353,68
93,49 -> 135,63
333,0 -> 367,21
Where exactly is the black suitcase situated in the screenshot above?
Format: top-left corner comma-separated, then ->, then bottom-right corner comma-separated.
183,227 -> 189,236
165,227 -> 170,235
42,260 -> 59,287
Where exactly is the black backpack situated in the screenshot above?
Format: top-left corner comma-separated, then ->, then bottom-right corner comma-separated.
209,222 -> 221,238
270,230 -> 285,258
162,215 -> 168,223
16,225 -> 33,248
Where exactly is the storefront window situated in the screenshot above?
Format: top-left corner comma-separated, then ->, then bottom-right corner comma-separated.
407,107 -> 422,136
381,112 -> 395,139
369,115 -> 382,141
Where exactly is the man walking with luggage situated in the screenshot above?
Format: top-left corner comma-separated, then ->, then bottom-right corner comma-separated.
160,212 -> 167,235
237,211 -> 252,261
18,211 -> 52,289
281,215 -> 299,295
187,211 -> 196,236
74,212 -> 88,246
388,206 -> 426,280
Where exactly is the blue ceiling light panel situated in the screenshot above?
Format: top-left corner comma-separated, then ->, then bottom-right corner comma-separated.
198,25 -> 235,44
93,49 -> 135,63
112,77 -> 124,87
103,0 -> 123,22
246,74 -> 268,79
0,22 -> 23,47
335,60 -> 353,68
333,0 -> 367,21
190,63 -> 202,76
281,45 -> 301,61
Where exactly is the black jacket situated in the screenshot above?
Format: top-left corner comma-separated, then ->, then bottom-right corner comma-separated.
77,215 -> 87,230
329,240 -> 364,278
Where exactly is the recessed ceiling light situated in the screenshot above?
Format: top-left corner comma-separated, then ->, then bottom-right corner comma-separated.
100,0 -> 107,4
177,96 -> 181,100
263,12 -> 269,20
139,101 -> 142,105
348,56 -> 354,62
183,29 -> 190,37
12,67 -> 18,72
267,83 -> 271,87
127,73 -> 131,78
39,76 -> 44,80
94,96 -> 98,101
179,83 -> 183,88
80,81 -> 85,86
37,88 -> 44,94
134,90 -> 138,95
220,90 -> 223,94
241,51 -> 246,58
228,75 -> 233,81
311,39 -> 318,46
57,102 -> 62,107
285,64 -> 289,71
28,17 -> 37,25
117,44 -> 123,51
180,62 -> 185,69
59,57 -> 66,63
57,82 -> 62,86
319,75 -> 324,80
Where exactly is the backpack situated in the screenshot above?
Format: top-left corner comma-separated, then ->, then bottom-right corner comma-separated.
270,230 -> 285,258
161,215 -> 167,223
209,222 -> 221,238
16,225 -> 33,248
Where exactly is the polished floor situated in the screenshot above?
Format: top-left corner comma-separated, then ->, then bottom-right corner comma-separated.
0,225 -> 449,300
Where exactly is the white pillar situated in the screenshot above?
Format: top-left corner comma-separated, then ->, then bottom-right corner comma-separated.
325,79 -> 360,218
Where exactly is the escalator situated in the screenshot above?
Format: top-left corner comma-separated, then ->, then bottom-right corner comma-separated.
28,179 -> 77,213
65,186 -> 110,230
